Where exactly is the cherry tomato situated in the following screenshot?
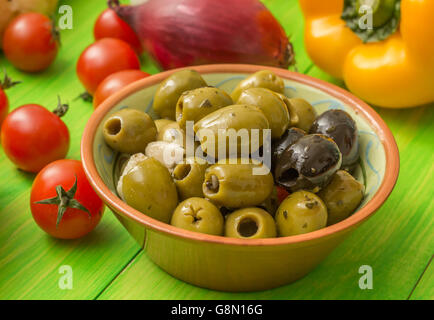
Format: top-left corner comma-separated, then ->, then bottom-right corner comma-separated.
276,186 -> 290,204
93,70 -> 149,108
1,99 -> 70,173
94,8 -> 143,55
30,160 -> 104,239
0,90 -> 9,128
77,38 -> 140,94
2,13 -> 59,72
0,72 -> 20,127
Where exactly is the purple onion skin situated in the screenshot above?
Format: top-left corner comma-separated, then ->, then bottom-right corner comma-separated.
111,0 -> 294,70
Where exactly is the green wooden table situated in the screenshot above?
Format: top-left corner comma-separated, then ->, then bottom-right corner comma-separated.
0,0 -> 432,300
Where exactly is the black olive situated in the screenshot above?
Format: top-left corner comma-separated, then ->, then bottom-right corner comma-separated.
274,134 -> 342,192
271,127 -> 306,172
310,109 -> 359,166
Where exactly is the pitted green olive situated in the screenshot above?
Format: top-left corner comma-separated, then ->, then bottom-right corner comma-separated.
171,197 -> 224,236
155,119 -> 175,133
203,161 -> 274,208
231,70 -> 285,101
236,88 -> 290,139
153,70 -> 207,119
318,170 -> 364,226
173,158 -> 209,200
194,104 -> 270,159
103,108 -> 157,154
275,190 -> 328,237
121,157 -> 178,223
225,208 -> 276,239
286,98 -> 317,132
176,87 -> 233,130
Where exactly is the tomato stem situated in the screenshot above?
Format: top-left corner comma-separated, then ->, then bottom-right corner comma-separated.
34,176 -> 91,228
75,91 -> 93,103
0,69 -> 21,90
53,96 -> 69,117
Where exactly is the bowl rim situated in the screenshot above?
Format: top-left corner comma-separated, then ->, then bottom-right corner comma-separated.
81,64 -> 400,247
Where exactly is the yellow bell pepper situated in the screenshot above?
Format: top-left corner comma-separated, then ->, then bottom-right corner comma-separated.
299,0 -> 434,108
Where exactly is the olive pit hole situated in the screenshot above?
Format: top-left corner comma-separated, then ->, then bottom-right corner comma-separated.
237,218 -> 258,237
280,168 -> 299,183
173,164 -> 191,181
105,118 -> 122,136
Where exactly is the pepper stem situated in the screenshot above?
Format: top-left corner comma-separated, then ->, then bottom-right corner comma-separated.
34,176 -> 91,228
342,0 -> 401,43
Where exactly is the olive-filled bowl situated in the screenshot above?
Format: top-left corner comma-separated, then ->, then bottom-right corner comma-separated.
81,64 -> 399,292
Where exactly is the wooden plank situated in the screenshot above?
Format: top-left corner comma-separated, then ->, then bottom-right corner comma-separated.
0,0 -> 141,300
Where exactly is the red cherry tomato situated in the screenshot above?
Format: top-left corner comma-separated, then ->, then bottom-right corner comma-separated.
1,100 -> 70,173
0,89 -> 8,128
2,13 -> 59,72
0,72 -> 21,127
77,38 -> 140,94
30,160 -> 104,239
93,70 -> 149,108
94,8 -> 143,55
276,186 -> 290,204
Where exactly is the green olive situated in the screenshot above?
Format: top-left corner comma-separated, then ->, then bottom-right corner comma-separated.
122,157 -> 178,223
203,161 -> 274,208
155,119 -> 175,133
171,197 -> 224,236
273,93 -> 299,127
318,170 -> 364,226
257,186 -> 279,217
225,208 -> 276,239
176,87 -> 233,130
153,70 -> 207,120
194,105 -> 270,158
231,70 -> 285,101
173,158 -> 209,200
103,108 -> 157,154
286,98 -> 317,132
157,122 -> 185,147
275,190 -> 328,237
236,88 -> 290,139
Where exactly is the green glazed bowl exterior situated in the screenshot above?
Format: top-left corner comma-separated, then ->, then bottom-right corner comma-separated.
81,64 -> 399,292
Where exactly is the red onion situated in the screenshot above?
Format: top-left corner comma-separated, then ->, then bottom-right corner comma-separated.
108,0 -> 294,70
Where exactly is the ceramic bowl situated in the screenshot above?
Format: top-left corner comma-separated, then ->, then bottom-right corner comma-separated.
81,64 -> 399,292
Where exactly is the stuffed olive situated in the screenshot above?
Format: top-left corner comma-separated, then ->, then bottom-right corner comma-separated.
173,158 -> 209,200
194,105 -> 270,159
176,87 -> 233,129
171,198 -> 224,236
203,161 -> 274,208
225,208 -> 277,239
121,157 -> 178,223
310,109 -> 359,167
153,69 -> 207,119
157,121 -> 185,147
236,87 -> 290,139
274,134 -> 342,192
103,108 -> 157,154
231,70 -> 285,101
318,170 -> 364,225
275,191 -> 327,237
155,119 -> 175,133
